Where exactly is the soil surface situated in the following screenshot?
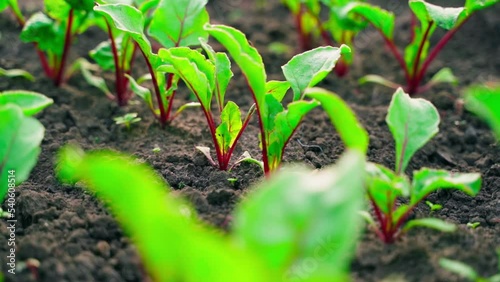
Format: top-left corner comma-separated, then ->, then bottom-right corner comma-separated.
1,0 -> 499,281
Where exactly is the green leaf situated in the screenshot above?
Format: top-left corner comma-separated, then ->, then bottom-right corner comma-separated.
45,0 -> 71,20
386,88 -> 439,174
148,0 -> 209,48
267,100 -> 319,170
403,218 -> 457,233
20,12 -> 65,55
216,101 -> 242,153
411,168 -> 481,205
429,67 -> 458,86
205,24 -> 267,126
232,150 -> 365,280
346,2 -> 395,40
464,84 -> 500,140
0,0 -> 8,11
158,47 -> 214,110
56,146 -> 274,282
65,0 -> 94,11
0,104 -> 44,200
304,87 -> 369,154
282,45 -> 351,101
125,74 -> 154,111
0,67 -> 35,81
465,0 -> 499,13
365,162 -> 410,214
0,91 -> 53,116
200,39 -> 233,112
439,258 -> 479,280
265,81 -> 290,103
90,40 -> 118,71
95,4 -> 153,59
409,1 -> 464,30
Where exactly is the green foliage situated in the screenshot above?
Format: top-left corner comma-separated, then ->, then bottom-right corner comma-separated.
0,91 -> 52,201
364,89 -> 481,243
440,249 -> 500,282
464,83 -> 500,140
113,112 -> 141,130
57,145 -> 366,281
0,67 -> 34,81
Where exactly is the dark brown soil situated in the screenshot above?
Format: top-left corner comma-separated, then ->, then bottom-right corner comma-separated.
1,0 -> 499,281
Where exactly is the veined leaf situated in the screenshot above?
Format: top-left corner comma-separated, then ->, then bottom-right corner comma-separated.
232,150 -> 365,279
386,88 -> 439,174
205,24 -> 267,126
0,91 -> 53,116
304,87 -> 369,154
216,101 -> 242,152
0,105 -> 44,200
282,45 -> 350,101
410,168 -> 481,205
464,84 -> 500,140
148,0 -> 209,48
410,1 -> 464,31
346,2 -> 395,40
158,47 -> 214,110
56,146 -> 273,282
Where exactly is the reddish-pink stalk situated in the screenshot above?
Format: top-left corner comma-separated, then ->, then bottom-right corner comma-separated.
223,107 -> 255,170
295,5 -> 312,51
35,46 -> 53,78
164,74 -> 177,122
407,22 -> 434,94
413,18 -> 469,93
55,9 -> 74,86
139,48 -> 168,126
106,21 -> 128,106
379,33 -> 411,87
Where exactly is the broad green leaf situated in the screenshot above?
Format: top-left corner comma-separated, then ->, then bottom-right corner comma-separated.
464,84 -> 500,140
429,67 -> 458,86
282,45 -> 350,101
0,67 -> 35,81
439,258 -> 479,280
216,101 -> 242,152
0,105 -> 44,200
346,2 -> 395,40
233,150 -> 365,280
0,91 -> 53,116
358,74 -> 401,90
95,4 -> 153,59
386,88 -> 439,174
403,218 -> 456,233
409,1 -> 464,30
56,146 -> 274,282
45,0 -> 71,20
158,47 -> 214,110
411,168 -> 481,205
265,81 -> 290,103
20,12 -> 65,55
268,100 -> 319,170
304,87 -> 369,154
148,0 -> 209,48
200,39 -> 233,112
205,24 -> 267,127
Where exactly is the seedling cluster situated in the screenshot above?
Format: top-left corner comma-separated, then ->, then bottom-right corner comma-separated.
1,0 -> 499,281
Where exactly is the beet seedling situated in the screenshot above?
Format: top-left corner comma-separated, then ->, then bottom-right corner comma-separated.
207,24 -> 366,173
0,90 -> 52,200
95,0 -> 209,126
158,44 -> 254,170
0,0 -> 25,26
353,0 -> 499,95
56,145 -> 366,281
114,112 -> 141,130
363,88 -> 481,243
20,0 -> 97,86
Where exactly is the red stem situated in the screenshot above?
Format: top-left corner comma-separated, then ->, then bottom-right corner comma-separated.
408,22 -> 434,94
140,48 -> 167,126
106,21 -> 127,106
223,106 -> 255,170
164,74 -> 177,122
379,33 -> 411,87
414,18 -> 469,92
34,45 -> 53,78
295,5 -> 312,51
55,9 -> 74,86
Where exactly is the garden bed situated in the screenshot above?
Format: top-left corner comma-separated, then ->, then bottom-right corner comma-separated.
0,0 -> 499,281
